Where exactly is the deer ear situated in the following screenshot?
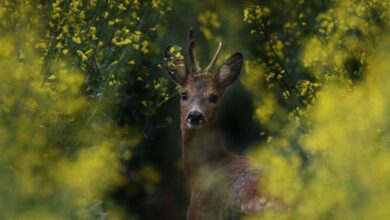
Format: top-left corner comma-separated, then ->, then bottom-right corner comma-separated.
164,46 -> 188,85
216,52 -> 243,87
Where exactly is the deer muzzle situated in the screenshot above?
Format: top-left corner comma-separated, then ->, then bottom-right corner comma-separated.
187,111 -> 205,128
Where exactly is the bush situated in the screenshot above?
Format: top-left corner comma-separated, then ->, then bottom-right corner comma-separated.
243,0 -> 390,219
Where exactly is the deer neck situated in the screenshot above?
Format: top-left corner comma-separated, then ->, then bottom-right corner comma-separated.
181,121 -> 229,179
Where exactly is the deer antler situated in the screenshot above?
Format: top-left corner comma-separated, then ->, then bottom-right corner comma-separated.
187,28 -> 223,74
204,42 -> 222,74
187,28 -> 202,74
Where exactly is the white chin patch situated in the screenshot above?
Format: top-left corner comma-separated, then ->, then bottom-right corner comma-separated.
187,123 -> 203,129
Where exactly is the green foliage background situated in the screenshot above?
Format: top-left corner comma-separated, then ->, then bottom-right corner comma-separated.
0,0 -> 389,219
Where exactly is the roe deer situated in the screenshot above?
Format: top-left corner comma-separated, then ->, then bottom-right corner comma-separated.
164,29 -> 284,220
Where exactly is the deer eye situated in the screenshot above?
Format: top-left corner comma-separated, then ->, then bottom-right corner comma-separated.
180,92 -> 188,101
209,94 -> 218,104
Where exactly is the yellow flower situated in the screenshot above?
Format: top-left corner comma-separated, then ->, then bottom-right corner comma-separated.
76,50 -> 88,61
72,36 -> 81,44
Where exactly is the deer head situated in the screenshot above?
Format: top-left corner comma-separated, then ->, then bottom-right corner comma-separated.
164,29 -> 243,130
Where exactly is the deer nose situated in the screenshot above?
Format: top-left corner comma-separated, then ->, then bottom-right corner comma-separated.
187,111 -> 205,125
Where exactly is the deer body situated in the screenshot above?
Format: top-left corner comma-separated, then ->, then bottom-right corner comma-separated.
179,77 -> 268,220
165,29 -> 279,219
182,124 -> 263,219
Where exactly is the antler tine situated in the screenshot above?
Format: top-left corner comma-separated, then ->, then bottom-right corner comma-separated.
187,28 -> 201,73
204,42 -> 222,74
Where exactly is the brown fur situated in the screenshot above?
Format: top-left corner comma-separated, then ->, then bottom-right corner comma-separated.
165,30 -> 285,219
180,75 -> 222,131
179,75 -> 280,220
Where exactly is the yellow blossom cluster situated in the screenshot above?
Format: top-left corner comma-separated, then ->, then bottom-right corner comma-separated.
243,0 -> 390,219
0,29 -> 140,218
243,5 -> 271,24
0,0 -> 169,100
198,10 -> 221,40
0,0 -> 171,218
